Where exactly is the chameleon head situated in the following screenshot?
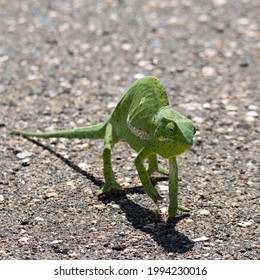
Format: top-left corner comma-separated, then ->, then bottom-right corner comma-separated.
153,106 -> 196,158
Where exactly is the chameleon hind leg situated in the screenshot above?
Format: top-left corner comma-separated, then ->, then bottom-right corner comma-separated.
135,146 -> 162,203
148,154 -> 169,175
98,123 -> 122,196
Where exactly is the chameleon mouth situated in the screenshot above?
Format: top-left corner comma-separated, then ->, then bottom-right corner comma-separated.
158,137 -> 171,142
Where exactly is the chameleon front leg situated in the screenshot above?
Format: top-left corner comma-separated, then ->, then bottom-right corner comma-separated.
135,146 -> 162,203
98,123 -> 122,196
148,154 -> 169,176
168,157 -> 190,218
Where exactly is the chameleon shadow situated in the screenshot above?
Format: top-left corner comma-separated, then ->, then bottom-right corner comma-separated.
26,138 -> 104,187
100,191 -> 194,254
25,138 -> 194,254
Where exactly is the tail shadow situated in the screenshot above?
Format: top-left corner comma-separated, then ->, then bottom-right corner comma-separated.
26,138 -> 104,187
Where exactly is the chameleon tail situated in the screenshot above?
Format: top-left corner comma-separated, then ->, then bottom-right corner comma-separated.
13,121 -> 107,139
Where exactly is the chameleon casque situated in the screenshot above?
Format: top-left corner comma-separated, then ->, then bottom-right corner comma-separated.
14,76 -> 196,219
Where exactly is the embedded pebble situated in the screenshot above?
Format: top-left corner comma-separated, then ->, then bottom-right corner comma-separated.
238,221 -> 254,228
46,192 -> 58,198
121,43 -> 132,51
110,204 -> 120,209
192,236 -> 209,242
18,237 -> 30,243
202,66 -> 217,76
0,84 -> 5,93
133,73 -> 145,79
107,102 -> 117,109
160,207 -> 168,214
0,195 -> 4,203
198,209 -> 211,216
213,0 -> 227,6
16,151 -> 33,159
158,184 -> 168,191
202,48 -> 218,58
192,116 -> 204,124
78,162 -> 92,170
246,111 -> 258,117
35,217 -> 45,222
50,240 -> 63,244
247,105 -> 258,110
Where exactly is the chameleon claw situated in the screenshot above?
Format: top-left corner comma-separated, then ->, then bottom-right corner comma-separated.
167,204 -> 190,220
177,204 -> 190,212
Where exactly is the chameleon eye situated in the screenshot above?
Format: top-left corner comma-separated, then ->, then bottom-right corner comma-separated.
166,123 -> 175,133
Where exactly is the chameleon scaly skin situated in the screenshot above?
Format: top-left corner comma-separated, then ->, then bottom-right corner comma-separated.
13,76 -> 196,218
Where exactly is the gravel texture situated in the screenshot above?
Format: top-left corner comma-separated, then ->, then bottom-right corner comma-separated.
0,0 -> 259,260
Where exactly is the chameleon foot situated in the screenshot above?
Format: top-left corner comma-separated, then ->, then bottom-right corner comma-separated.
97,182 -> 123,197
149,191 -> 163,203
167,204 -> 190,219
177,204 -> 190,212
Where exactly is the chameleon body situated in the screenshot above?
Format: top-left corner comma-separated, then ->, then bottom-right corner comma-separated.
13,77 -> 196,218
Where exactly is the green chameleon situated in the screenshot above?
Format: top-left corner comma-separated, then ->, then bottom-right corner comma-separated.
13,76 -> 196,219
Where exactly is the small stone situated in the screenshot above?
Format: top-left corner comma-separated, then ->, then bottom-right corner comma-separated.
58,23 -> 70,32
226,104 -> 238,111
213,0 -> 226,6
238,18 -> 250,25
192,236 -> 209,242
78,162 -> 92,170
202,48 -> 218,58
18,236 -> 30,243
46,192 -> 58,198
110,204 -> 120,209
16,151 -> 33,159
160,207 -> 168,214
198,209 -> 211,216
199,14 -> 209,23
107,102 -> 117,109
202,66 -> 217,76
50,240 -> 63,244
35,217 -> 44,222
166,16 -> 179,24
133,73 -> 145,79
247,105 -> 258,110
192,116 -> 204,124
245,116 -> 256,122
158,184 -> 168,191
0,84 -> 5,93
121,43 -> 132,51
27,74 -> 39,81
246,111 -> 258,117
238,221 -> 254,227
0,55 -> 9,62
186,218 -> 194,223
0,195 -> 4,203
202,103 -> 212,109
21,158 -> 30,166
